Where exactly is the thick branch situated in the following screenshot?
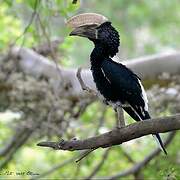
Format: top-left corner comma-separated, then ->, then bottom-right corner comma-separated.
37,114 -> 180,151
9,47 -> 180,99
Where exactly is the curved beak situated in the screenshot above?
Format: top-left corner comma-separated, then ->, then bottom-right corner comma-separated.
69,25 -> 98,39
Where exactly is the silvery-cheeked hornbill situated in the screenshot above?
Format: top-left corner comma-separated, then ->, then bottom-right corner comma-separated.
67,13 -> 167,154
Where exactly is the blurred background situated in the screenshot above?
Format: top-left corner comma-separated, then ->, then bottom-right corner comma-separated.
0,0 -> 180,179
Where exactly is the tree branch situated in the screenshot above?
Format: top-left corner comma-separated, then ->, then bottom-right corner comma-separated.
33,155 -> 80,179
0,129 -> 33,169
9,47 -> 180,99
76,67 -> 97,96
37,114 -> 180,151
84,148 -> 111,179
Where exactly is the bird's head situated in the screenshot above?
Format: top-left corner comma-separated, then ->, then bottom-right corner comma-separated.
67,13 -> 120,57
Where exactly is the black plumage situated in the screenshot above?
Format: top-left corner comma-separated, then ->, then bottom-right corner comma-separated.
70,21 -> 167,154
90,22 -> 150,120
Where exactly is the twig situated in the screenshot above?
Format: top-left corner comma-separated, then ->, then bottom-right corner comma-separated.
0,129 -> 33,169
36,13 -> 64,94
0,128 -> 27,156
121,148 -> 136,164
85,148 -> 111,179
74,161 -> 82,178
75,148 -> 96,163
121,148 -> 144,179
32,155 -> 77,179
12,0 -> 39,45
120,147 -> 143,179
76,67 -> 97,96
37,114 -> 180,151
72,100 -> 90,118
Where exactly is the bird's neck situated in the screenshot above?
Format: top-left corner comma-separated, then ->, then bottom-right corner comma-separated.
90,43 -> 109,68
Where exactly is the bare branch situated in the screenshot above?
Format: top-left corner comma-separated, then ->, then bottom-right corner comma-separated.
33,156 -> 77,179
0,128 -> 27,156
76,67 -> 97,96
75,148 -> 96,163
9,47 -> 180,99
0,129 -> 33,169
12,0 -> 39,45
85,148 -> 111,179
37,114 -> 180,151
121,148 -> 136,164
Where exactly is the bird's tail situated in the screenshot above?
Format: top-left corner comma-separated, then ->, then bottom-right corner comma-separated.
153,134 -> 167,155
123,106 -> 167,155
144,111 -> 167,155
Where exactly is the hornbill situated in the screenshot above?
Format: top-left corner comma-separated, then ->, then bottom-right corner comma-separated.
67,13 -> 167,154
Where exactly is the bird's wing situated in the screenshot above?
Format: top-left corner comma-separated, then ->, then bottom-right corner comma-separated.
101,59 -> 148,120
102,59 -> 167,154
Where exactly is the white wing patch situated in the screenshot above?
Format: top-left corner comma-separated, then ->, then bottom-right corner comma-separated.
138,79 -> 148,111
101,68 -> 111,84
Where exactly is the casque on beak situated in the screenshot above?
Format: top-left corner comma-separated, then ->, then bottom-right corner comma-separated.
69,24 -> 98,39
66,13 -> 108,39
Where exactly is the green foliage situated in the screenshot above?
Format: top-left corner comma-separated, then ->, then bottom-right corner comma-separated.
143,133 -> 180,179
0,3 -> 21,50
0,0 -> 80,51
